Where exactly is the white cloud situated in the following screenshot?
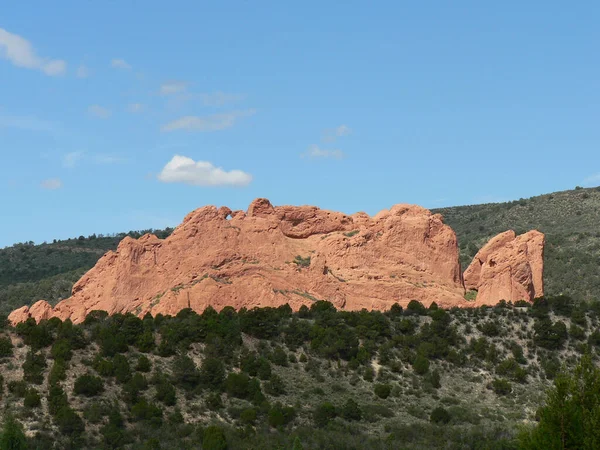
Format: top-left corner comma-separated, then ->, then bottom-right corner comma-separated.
583,173 -> 600,187
62,152 -> 124,167
88,105 -> 111,119
199,91 -> 245,107
94,154 -> 125,164
161,109 -> 255,132
127,103 -> 145,113
160,81 -> 189,96
111,58 -> 131,70
0,114 -> 61,134
303,144 -> 344,159
40,178 -> 63,190
0,27 -> 66,76
158,155 -> 252,187
76,64 -> 90,78
63,151 -> 85,168
323,124 -> 351,142
335,125 -> 351,136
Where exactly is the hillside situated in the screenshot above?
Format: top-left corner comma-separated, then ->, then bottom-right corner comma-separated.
433,186 -> 600,301
0,297 -> 594,449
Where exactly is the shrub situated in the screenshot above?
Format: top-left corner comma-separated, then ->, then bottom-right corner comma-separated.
172,355 -> 200,391
0,416 -> 27,450
479,321 -> 501,337
74,374 -> 104,397
200,357 -> 226,390
271,346 -> 288,366
496,358 -> 528,383
492,378 -> 512,396
268,403 -> 296,428
93,354 -> 115,377
341,398 -> 362,421
0,336 -> 13,358
239,408 -> 257,425
412,354 -> 430,375
113,354 -> 132,384
54,406 -> 85,436
47,385 -> 69,416
22,350 -> 46,385
429,370 -> 441,389
430,407 -> 451,424
206,393 -> 224,411
8,381 -> 28,398
202,425 -> 228,450
51,338 -> 73,361
155,379 -> 177,406
135,331 -> 155,353
49,359 -> 67,385
130,399 -> 163,425
24,388 -> 42,408
265,374 -> 286,396
406,300 -> 427,316
136,355 -> 152,372
374,383 -> 392,399
534,319 -> 568,350
225,373 -> 250,399
569,324 -> 586,341
293,255 -> 311,268
123,373 -> 148,404
314,402 -> 337,428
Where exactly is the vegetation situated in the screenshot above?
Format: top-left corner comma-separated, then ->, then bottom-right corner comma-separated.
0,297 -> 597,448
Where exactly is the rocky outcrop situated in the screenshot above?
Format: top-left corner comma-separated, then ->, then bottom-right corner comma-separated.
464,230 -> 545,305
8,300 -> 54,324
9,199 -> 470,324
7,199 -> 546,325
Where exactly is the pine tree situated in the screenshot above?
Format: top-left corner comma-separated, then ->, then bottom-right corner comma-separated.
0,415 -> 27,450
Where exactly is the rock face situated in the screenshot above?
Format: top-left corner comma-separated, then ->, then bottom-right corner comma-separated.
7,199 -> 546,325
9,199 -> 469,324
463,230 -> 545,305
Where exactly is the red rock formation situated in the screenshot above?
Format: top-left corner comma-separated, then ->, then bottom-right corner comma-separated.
8,199 -> 470,324
7,199 -> 546,325
9,300 -> 53,324
464,230 -> 545,305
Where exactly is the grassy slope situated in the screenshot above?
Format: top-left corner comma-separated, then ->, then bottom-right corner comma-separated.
0,302 -> 586,449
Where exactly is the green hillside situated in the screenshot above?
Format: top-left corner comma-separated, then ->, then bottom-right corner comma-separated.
0,298 -> 596,448
433,186 -> 600,301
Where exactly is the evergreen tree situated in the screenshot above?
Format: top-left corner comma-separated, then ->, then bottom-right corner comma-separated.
0,416 -> 27,450
520,354 -> 600,449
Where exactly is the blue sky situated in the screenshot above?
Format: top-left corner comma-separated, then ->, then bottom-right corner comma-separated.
1,1 -> 599,248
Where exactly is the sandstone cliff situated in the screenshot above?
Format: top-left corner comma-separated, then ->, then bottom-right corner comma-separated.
463,230 -> 544,305
8,199 -> 545,325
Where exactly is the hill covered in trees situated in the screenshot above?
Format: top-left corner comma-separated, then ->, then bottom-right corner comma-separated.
0,297 -> 598,449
